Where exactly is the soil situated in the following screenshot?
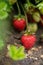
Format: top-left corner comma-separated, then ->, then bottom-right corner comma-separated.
0,26 -> 43,65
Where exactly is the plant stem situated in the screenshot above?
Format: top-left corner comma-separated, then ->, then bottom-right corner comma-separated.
27,0 -> 31,5
16,1 -> 21,15
40,18 -> 43,24
20,3 -> 29,33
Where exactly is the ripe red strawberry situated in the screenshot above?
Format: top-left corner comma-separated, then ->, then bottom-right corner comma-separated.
13,15 -> 26,31
21,34 -> 36,49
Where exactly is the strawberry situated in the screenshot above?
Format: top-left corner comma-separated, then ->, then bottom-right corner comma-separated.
32,12 -> 40,22
13,15 -> 26,31
21,34 -> 36,49
28,23 -> 38,33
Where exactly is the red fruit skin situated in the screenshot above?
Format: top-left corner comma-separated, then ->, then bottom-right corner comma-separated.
21,35 -> 36,49
13,19 -> 26,31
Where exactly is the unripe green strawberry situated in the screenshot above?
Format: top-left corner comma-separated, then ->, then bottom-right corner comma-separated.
32,12 -> 40,22
28,23 -> 38,33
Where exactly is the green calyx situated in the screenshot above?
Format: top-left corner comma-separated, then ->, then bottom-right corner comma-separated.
24,29 -> 32,35
14,14 -> 25,20
7,45 -> 25,60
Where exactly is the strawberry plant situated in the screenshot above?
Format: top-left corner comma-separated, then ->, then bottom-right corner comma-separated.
0,0 -> 43,62
13,1 -> 26,31
24,0 -> 43,23
19,3 -> 37,49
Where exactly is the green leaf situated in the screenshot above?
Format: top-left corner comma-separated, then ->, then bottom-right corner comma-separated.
0,2 -> 7,11
0,10 -> 8,20
35,0 -> 41,4
6,5 -> 11,12
8,45 -> 17,57
36,2 -> 43,9
7,45 -> 25,60
0,1 -> 11,20
16,46 -> 25,60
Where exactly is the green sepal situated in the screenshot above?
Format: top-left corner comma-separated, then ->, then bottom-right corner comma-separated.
14,14 -> 25,20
